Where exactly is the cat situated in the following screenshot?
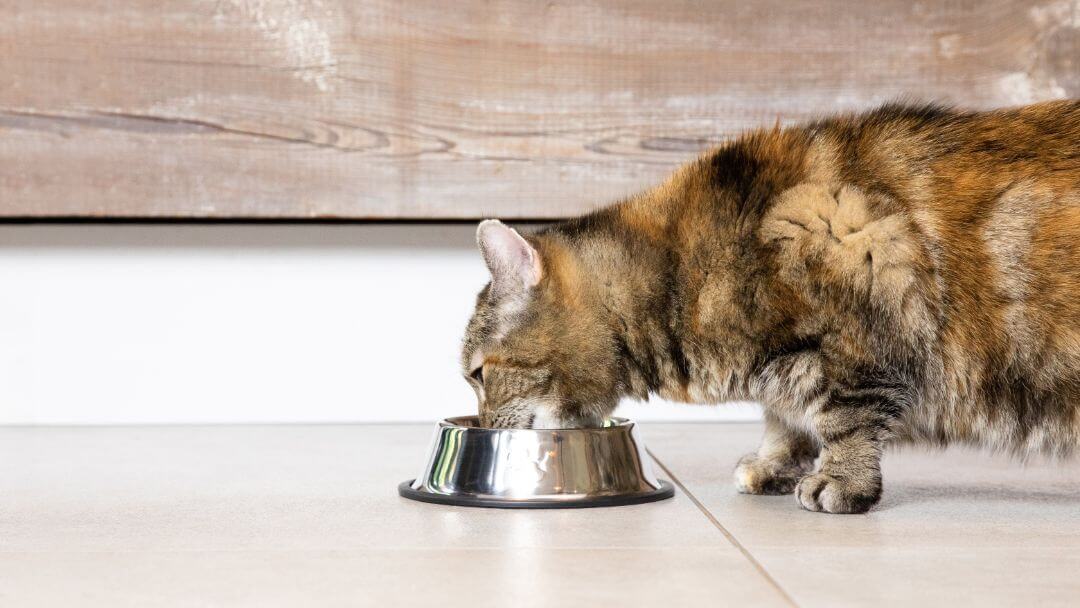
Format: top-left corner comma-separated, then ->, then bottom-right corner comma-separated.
460,100 -> 1080,513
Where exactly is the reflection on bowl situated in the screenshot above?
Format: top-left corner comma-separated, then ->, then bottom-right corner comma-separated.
398,415 -> 674,509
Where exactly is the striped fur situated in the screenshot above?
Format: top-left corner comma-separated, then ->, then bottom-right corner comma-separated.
462,101 -> 1080,513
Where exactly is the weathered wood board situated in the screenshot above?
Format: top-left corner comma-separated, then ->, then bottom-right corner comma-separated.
1,0 -> 1076,218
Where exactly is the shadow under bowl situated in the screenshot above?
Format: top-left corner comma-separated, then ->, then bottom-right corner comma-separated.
398,415 -> 674,509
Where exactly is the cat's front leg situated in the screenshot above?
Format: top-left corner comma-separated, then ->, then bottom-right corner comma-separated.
795,384 -> 900,514
735,411 -> 818,495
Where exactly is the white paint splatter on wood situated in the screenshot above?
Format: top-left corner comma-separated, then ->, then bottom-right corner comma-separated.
217,0 -> 338,91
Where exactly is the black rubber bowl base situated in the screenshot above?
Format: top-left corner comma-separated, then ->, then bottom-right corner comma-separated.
398,479 -> 675,509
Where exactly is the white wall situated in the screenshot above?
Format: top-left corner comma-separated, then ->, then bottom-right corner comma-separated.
0,224 -> 760,425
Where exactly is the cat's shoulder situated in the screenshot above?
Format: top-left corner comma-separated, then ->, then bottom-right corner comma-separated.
758,181 -> 938,333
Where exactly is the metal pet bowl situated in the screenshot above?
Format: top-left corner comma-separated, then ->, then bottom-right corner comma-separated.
399,415 -> 674,508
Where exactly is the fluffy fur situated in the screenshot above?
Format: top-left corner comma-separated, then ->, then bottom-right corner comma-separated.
461,101 -> 1080,513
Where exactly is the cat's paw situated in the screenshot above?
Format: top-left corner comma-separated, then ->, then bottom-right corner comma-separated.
795,472 -> 880,514
734,453 -> 807,495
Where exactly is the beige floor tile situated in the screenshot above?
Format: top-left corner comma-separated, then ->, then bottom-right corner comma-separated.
646,423 -> 1080,608
2,425 -> 719,551
0,425 -> 790,607
0,547 -> 779,608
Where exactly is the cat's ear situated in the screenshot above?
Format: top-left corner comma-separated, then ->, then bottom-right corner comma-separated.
476,219 -> 542,291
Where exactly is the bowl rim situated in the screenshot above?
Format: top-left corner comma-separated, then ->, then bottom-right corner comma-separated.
440,415 -> 632,431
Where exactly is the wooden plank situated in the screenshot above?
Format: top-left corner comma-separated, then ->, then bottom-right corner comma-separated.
0,0 -> 1075,219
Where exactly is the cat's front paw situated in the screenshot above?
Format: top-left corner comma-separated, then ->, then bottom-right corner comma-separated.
734,453 -> 808,495
795,472 -> 880,514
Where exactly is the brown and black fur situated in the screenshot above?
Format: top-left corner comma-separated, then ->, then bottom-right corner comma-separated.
462,100 -> 1080,513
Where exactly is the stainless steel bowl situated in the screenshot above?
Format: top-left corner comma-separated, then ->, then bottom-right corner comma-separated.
399,416 -> 674,508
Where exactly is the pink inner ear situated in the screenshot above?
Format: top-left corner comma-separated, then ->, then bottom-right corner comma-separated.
477,220 -> 542,290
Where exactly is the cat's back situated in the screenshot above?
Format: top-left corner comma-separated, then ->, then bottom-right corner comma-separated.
740,102 -> 1079,454
807,101 -> 1079,215
816,101 -> 1080,453
878,102 -> 1080,372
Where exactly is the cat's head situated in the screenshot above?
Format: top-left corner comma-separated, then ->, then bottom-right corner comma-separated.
461,220 -> 621,429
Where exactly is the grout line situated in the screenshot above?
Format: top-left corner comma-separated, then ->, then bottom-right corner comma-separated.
647,448 -> 800,608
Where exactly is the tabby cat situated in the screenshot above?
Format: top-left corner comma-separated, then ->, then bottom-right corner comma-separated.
461,101 -> 1080,513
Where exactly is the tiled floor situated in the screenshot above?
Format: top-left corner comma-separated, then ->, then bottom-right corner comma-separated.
2,423 -> 1078,607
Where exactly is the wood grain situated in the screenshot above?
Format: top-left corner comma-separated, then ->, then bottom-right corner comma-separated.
1,0 -> 1076,219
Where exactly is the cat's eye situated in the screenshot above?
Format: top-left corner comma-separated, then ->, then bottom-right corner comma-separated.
469,366 -> 484,384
